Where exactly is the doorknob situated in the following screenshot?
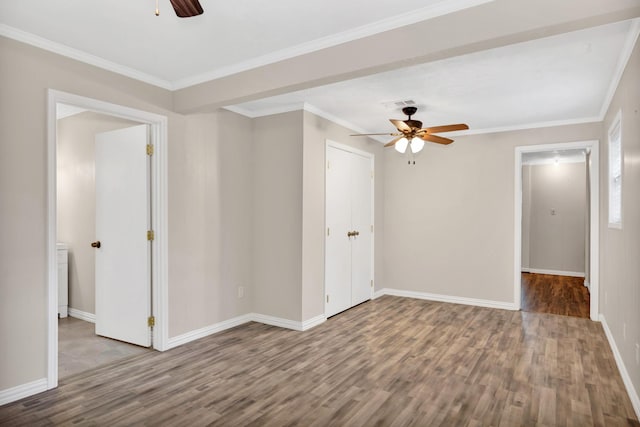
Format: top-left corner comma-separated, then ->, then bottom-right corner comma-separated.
91,241 -> 101,248
347,231 -> 360,238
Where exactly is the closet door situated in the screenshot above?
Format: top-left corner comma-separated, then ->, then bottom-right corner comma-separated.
350,152 -> 373,306
325,146 -> 352,317
325,143 -> 373,317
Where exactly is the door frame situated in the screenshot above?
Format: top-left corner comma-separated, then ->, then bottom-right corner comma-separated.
46,89 -> 169,390
514,140 -> 599,320
324,139 -> 375,317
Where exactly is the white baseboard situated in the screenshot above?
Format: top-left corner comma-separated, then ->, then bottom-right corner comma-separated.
0,378 -> 47,406
584,281 -> 591,292
166,313 -> 253,350
251,313 -> 304,331
375,288 -> 517,311
301,314 -> 326,330
522,268 -> 585,278
599,314 -> 640,419
68,308 -> 96,323
166,312 -> 327,350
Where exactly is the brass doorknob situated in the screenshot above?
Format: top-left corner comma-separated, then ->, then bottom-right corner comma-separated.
91,241 -> 101,248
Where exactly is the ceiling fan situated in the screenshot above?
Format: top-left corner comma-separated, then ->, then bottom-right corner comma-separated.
351,106 -> 469,159
156,0 -> 204,17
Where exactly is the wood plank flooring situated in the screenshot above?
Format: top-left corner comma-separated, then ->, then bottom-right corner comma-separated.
1,296 -> 637,426
521,273 -> 590,318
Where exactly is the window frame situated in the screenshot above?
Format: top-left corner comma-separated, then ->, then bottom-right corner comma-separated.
607,110 -> 622,229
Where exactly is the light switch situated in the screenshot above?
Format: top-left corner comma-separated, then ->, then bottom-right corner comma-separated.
550,208 -> 556,216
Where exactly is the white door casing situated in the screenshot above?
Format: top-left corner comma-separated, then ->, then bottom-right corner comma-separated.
95,125 -> 151,347
325,142 -> 374,317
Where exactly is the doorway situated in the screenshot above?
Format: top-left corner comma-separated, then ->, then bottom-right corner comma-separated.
46,90 -> 169,390
514,141 -> 599,320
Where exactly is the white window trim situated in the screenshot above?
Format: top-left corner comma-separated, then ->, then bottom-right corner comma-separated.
607,109 -> 622,229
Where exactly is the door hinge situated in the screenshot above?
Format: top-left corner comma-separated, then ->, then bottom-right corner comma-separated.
327,161 -> 330,170
326,295 -> 329,303
147,230 -> 155,241
371,279 -> 374,288
148,316 -> 155,328
371,170 -> 374,179
146,144 -> 154,156
327,227 -> 330,236
371,225 -> 374,232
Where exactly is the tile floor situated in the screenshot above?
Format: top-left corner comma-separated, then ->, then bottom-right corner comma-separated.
58,316 -> 149,379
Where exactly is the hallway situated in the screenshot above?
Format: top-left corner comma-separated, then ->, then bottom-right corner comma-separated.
521,273 -> 590,318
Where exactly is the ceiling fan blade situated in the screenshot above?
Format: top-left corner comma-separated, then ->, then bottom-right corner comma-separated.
423,124 -> 469,133
350,133 -> 398,137
170,0 -> 204,17
390,119 -> 411,133
384,136 -> 405,147
422,134 -> 454,145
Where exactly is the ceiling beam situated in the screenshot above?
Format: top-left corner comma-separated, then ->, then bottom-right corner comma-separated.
173,0 -> 640,114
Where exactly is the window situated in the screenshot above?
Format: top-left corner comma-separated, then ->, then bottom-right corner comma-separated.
608,110 -> 622,228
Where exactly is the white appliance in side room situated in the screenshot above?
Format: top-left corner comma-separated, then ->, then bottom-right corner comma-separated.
57,243 -> 68,318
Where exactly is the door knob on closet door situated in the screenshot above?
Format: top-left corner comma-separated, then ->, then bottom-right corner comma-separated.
91,241 -> 101,248
347,231 -> 360,238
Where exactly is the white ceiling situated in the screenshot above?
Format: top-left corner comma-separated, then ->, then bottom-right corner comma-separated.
228,19 -> 639,138
1,2 -> 638,138
0,0 -> 490,89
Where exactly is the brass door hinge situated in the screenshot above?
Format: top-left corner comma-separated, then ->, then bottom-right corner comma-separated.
146,144 -> 154,156
147,230 -> 155,241
148,316 -> 155,328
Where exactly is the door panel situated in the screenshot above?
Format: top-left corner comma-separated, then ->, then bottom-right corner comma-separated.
351,153 -> 373,306
325,146 -> 352,317
325,144 -> 373,317
95,124 -> 151,347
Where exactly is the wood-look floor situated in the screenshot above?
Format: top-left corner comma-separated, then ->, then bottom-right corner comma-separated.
521,273 -> 590,319
1,296 -> 637,426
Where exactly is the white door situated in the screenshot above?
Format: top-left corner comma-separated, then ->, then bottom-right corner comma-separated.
95,125 -> 151,347
350,153 -> 373,306
326,147 -> 353,317
325,144 -> 373,317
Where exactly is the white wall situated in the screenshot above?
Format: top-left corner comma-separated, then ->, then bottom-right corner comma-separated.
57,112 -> 139,315
522,162 -> 586,274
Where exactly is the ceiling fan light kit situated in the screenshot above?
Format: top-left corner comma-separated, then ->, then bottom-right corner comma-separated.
351,106 -> 468,164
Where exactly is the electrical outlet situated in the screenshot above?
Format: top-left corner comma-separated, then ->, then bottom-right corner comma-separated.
636,343 -> 639,365
237,286 -> 244,299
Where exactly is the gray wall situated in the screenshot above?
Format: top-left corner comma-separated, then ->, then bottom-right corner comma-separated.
57,112 -> 139,315
383,123 -> 601,304
600,33 -> 640,399
522,162 -> 586,274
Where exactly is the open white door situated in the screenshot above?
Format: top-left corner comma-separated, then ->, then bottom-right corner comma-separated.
95,124 -> 151,347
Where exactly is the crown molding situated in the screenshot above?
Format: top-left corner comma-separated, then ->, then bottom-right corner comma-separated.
0,24 -> 174,90
171,0 -> 494,89
598,18 -> 640,120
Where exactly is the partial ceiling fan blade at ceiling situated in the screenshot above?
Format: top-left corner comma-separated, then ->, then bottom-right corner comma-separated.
384,136 -> 405,147
421,134 -> 454,145
423,124 -> 469,133
170,0 -> 204,17
389,119 -> 412,133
